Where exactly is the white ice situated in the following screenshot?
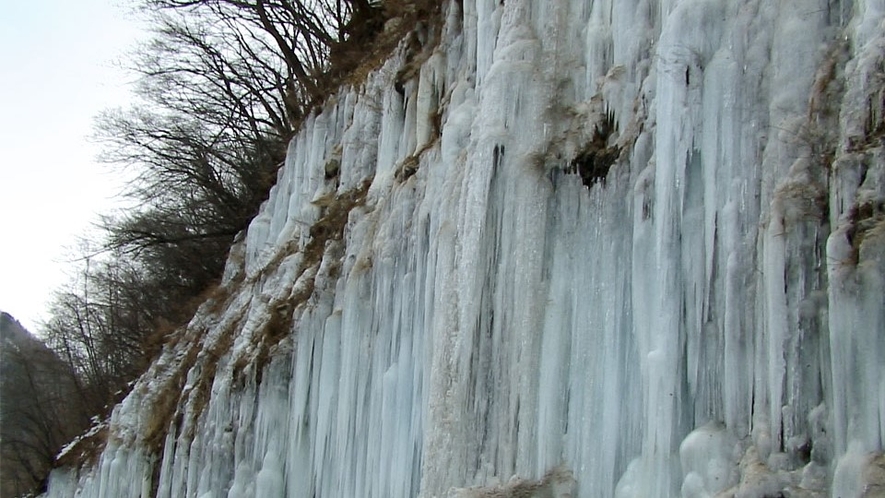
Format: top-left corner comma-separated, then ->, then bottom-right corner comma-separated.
43,0 -> 885,497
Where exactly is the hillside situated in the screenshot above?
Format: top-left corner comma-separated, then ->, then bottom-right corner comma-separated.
1,312 -> 84,497
42,1 -> 885,497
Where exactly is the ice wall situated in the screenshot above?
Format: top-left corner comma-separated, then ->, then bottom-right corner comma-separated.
44,0 -> 885,497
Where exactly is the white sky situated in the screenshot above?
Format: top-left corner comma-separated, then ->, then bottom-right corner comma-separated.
0,0 -> 145,333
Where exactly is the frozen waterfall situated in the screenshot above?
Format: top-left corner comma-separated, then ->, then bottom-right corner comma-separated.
44,0 -> 885,497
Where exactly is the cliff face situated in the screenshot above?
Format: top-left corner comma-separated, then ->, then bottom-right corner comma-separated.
43,0 -> 885,497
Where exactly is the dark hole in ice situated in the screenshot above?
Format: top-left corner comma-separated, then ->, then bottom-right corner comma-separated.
572,108 -> 620,187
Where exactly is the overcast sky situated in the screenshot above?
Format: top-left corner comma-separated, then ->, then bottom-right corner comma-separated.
0,0 -> 145,333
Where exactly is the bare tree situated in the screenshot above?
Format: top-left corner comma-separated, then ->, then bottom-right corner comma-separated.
36,0 -> 403,463
1,314 -> 87,497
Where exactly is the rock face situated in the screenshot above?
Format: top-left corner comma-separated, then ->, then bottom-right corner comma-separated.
43,0 -> 885,497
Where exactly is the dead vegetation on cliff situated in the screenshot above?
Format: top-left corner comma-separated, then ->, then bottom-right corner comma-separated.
252,178 -> 373,378
137,175 -> 375,464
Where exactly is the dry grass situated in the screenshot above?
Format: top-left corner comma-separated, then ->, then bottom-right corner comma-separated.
135,278 -> 241,459
95,0 -> 446,469
141,336 -> 201,453
222,179 -> 373,388
252,304 -> 297,387
135,171 -> 375,478
141,304 -> 244,455
304,178 -> 373,265
808,39 -> 847,122
139,314 -> 242,498
458,466 -> 575,497
184,351 -> 224,439
251,178 -> 373,378
140,279 -> 232,366
55,426 -> 109,470
56,1 -> 450,478
327,0 -> 445,90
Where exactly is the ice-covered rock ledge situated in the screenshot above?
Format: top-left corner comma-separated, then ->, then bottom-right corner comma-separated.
44,0 -> 885,497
